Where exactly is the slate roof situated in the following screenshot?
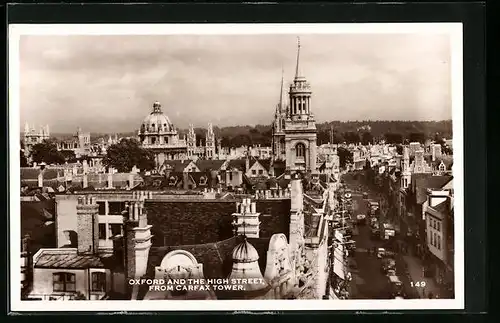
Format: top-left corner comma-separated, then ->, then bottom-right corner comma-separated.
34,250 -> 106,269
227,159 -> 247,171
433,200 -> 451,214
411,174 -> 453,204
20,168 -> 59,180
195,160 -> 225,172
162,160 -> 192,172
432,157 -> 454,169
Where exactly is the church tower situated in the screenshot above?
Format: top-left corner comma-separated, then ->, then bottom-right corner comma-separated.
284,37 -> 317,174
401,147 -> 411,189
187,124 -> 197,159
205,123 -> 216,160
272,69 -> 287,162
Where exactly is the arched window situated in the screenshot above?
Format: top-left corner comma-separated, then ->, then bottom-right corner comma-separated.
91,272 -> 106,292
296,143 -> 305,158
53,272 -> 76,292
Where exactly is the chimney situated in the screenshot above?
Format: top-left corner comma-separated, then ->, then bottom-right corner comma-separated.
83,174 -> 88,188
182,172 -> 190,190
76,195 -> 99,255
290,178 -> 304,212
232,198 -> 260,238
37,171 -> 43,188
107,168 -> 113,189
123,199 -> 153,284
128,174 -> 135,189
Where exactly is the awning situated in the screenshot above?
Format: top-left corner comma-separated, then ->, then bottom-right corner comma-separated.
333,244 -> 345,280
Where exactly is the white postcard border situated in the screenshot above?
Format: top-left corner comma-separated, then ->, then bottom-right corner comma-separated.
9,23 -> 464,312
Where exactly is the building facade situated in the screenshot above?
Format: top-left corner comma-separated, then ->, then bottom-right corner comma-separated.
23,123 -> 50,156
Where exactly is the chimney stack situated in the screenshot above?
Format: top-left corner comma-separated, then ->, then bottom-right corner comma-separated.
232,198 -> 260,238
107,168 -> 113,189
76,195 -> 99,255
128,174 -> 135,189
123,197 -> 153,285
37,171 -> 43,188
83,174 -> 88,189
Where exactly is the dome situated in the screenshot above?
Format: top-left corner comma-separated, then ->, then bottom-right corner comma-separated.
140,101 -> 174,133
232,238 -> 259,263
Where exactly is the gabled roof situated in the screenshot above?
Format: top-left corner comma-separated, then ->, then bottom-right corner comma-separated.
227,159 -> 247,171
34,249 -> 106,269
432,156 -> 454,169
162,160 -> 193,172
433,200 -> 451,214
412,174 -> 453,204
195,160 -> 225,172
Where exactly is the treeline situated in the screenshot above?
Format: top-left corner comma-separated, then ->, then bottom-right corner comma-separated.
197,120 -> 452,148
49,120 -> 452,148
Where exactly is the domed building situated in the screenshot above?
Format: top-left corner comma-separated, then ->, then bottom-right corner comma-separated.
138,101 -> 219,166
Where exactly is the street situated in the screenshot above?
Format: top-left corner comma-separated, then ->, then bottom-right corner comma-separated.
342,172 -> 421,299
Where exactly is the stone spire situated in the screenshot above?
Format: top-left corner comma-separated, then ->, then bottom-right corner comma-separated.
279,67 -> 285,113
295,37 -> 301,79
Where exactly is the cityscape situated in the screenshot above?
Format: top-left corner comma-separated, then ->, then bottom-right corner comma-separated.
17,34 -> 455,302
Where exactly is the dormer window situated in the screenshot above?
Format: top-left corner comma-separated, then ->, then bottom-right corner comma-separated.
439,163 -> 446,171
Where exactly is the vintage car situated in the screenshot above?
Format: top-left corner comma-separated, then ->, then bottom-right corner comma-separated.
356,214 -> 366,225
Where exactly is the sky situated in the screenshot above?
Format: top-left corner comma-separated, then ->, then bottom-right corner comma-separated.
18,33 -> 452,133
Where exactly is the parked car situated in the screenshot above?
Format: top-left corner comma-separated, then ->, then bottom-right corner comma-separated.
382,258 -> 396,270
388,275 -> 405,298
356,214 -> 366,225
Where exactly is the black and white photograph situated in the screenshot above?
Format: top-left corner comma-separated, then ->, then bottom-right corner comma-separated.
9,23 -> 464,311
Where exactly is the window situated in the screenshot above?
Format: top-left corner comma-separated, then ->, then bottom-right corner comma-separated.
437,221 -> 441,232
229,172 -> 233,181
252,170 -> 257,175
296,143 -> 305,158
53,272 -> 76,292
199,176 -> 207,185
108,202 -> 125,215
164,137 -> 169,144
98,224 -> 107,240
151,137 -> 157,144
108,224 -> 122,238
97,202 -> 106,215
437,236 -> 441,250
258,169 -> 264,175
91,272 -> 106,292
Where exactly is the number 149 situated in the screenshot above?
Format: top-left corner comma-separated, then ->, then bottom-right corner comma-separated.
411,281 -> 426,288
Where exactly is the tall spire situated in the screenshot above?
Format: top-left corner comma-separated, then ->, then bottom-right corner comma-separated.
295,36 -> 301,79
279,67 -> 284,113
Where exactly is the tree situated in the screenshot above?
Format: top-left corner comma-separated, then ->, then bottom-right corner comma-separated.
361,131 -> 373,145
60,150 -> 77,163
230,134 -> 252,147
408,132 -> 425,144
103,138 -> 155,173
31,140 -> 65,165
337,147 -> 353,169
395,144 -> 403,155
20,150 -> 28,167
343,132 -> 360,145
384,132 -> 403,145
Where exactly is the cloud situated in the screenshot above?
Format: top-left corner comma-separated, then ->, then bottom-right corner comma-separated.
18,33 -> 451,133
